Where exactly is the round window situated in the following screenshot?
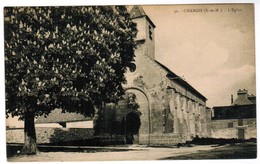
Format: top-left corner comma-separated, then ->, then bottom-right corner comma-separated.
129,63 -> 136,73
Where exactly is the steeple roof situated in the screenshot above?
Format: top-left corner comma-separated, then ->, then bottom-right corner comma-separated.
130,5 -> 156,28
130,5 -> 147,18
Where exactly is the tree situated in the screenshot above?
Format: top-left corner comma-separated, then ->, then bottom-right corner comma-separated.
4,6 -> 137,155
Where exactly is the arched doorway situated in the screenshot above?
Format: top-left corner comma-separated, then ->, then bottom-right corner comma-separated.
122,111 -> 141,144
125,88 -> 150,144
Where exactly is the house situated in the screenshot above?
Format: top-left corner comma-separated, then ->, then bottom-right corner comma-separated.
35,6 -> 211,145
211,89 -> 256,139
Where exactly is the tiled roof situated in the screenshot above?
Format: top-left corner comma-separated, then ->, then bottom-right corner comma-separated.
36,108 -> 92,124
232,96 -> 253,106
212,104 -> 256,120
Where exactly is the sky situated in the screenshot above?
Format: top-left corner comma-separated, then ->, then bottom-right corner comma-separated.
141,4 -> 256,107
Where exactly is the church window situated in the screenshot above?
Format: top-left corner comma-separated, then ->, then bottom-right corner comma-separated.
149,25 -> 153,40
129,63 -> 136,73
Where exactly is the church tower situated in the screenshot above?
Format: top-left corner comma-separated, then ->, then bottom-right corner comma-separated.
130,6 -> 156,60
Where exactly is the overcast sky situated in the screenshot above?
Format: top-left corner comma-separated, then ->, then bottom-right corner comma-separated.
141,4 -> 255,107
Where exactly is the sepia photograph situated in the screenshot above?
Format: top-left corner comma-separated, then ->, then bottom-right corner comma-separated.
2,1 -> 258,162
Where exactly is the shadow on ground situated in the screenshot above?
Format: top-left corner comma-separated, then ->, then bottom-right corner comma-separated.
160,142 -> 257,160
7,137 -> 257,159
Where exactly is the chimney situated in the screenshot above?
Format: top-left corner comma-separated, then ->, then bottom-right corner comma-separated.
231,94 -> 233,104
232,89 -> 253,105
237,89 -> 248,98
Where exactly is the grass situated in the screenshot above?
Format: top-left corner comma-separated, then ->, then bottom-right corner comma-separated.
160,142 -> 257,160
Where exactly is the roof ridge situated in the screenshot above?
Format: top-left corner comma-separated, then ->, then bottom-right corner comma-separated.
154,60 -> 207,101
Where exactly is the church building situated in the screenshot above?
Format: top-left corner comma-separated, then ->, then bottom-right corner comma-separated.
34,6 -> 212,145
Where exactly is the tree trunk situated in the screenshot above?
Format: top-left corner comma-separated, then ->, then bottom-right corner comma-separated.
21,111 -> 38,155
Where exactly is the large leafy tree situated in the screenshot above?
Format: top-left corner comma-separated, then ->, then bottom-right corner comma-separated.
4,6 -> 137,154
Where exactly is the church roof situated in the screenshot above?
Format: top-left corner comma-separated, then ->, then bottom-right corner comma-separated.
155,60 -> 207,101
36,108 -> 92,124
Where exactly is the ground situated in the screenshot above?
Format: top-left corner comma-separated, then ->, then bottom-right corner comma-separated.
7,142 -> 256,161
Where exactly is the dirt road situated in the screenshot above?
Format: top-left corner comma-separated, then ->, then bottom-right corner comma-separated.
7,142 -> 256,161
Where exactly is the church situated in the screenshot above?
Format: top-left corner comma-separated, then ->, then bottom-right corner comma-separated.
33,6 -> 212,145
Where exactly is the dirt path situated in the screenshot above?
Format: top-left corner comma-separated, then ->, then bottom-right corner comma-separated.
8,145 -> 216,161
7,142 -> 257,161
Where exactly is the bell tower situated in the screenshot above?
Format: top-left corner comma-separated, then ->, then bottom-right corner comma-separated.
130,6 -> 156,60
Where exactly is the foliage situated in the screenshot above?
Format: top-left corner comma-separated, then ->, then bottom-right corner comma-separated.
4,6 -> 137,119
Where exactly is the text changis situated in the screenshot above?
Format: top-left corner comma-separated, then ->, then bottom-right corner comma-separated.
183,9 -> 203,13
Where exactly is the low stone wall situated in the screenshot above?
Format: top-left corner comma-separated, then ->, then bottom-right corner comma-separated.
211,127 -> 256,140
211,128 -> 237,139
6,128 -> 24,144
211,118 -> 256,139
245,127 -> 257,139
139,133 -> 184,145
6,127 -> 94,144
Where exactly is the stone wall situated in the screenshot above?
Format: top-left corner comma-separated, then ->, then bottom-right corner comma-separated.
139,133 -> 184,145
211,118 -> 256,139
6,128 -> 24,144
211,128 -> 237,139
6,127 -> 94,144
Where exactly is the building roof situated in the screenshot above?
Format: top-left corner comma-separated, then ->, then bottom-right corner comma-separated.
155,60 -> 207,101
36,108 -> 92,124
232,96 -> 253,105
248,94 -> 256,104
212,104 -> 256,120
232,89 -> 254,106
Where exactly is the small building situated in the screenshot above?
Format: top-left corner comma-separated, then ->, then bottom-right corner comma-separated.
35,6 -> 212,145
211,89 -> 256,139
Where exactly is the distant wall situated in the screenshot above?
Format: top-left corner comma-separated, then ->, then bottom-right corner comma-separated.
211,118 -> 256,139
6,127 -> 94,144
139,133 -> 184,145
35,121 -> 94,128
